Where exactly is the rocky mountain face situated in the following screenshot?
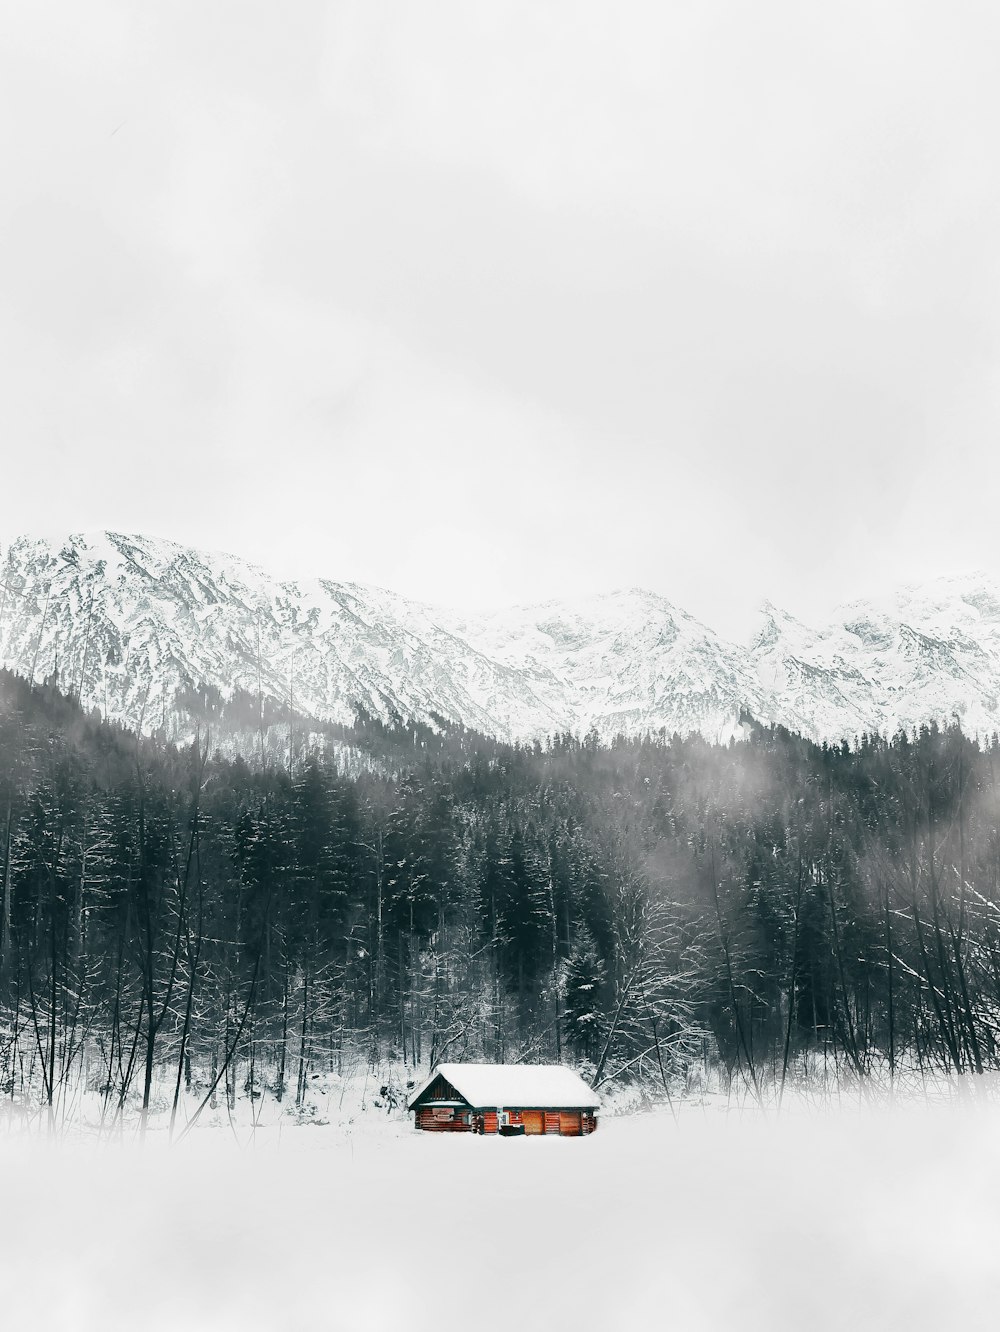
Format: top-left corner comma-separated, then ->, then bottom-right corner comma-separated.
748,576 -> 1000,741
0,532 -> 998,748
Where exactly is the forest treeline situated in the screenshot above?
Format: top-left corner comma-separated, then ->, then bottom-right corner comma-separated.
2,665 -> 1000,1131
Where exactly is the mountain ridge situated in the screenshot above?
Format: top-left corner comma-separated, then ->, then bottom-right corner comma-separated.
1,530 -> 999,749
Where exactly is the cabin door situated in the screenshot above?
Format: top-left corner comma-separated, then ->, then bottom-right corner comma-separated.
522,1109 -> 544,1135
559,1112 -> 581,1136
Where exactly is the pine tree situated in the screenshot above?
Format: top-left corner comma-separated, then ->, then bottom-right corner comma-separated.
562,926 -> 606,1062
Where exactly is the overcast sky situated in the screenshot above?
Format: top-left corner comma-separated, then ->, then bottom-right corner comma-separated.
2,1 -> 999,641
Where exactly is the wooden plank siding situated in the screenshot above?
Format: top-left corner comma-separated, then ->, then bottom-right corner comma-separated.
415,1106 -> 596,1133
415,1106 -> 472,1132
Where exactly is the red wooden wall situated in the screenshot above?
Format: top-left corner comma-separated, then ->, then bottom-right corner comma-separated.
415,1106 -> 472,1132
414,1105 -> 597,1134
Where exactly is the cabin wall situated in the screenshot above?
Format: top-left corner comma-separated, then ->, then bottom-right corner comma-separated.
473,1108 -> 598,1135
415,1106 -> 472,1132
414,1102 -> 598,1135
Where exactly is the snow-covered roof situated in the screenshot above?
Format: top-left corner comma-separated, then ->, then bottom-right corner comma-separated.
407,1062 -> 600,1111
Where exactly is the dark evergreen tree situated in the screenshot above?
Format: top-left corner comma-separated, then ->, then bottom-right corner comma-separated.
562,927 -> 606,1062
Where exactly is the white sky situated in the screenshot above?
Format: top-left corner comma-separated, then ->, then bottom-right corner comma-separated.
2,1 -> 999,641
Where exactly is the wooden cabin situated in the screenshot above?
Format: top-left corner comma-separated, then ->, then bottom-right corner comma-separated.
407,1062 -> 599,1136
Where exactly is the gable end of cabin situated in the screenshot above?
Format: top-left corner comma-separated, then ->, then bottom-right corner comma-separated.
410,1072 -> 474,1132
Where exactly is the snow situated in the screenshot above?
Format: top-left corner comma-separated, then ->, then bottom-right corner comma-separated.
5,529 -> 1000,748
408,1062 -> 600,1110
1,1088 -> 998,1331
748,572 -> 1000,740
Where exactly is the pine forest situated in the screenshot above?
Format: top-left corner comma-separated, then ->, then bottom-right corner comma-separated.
2,667 -> 1000,1134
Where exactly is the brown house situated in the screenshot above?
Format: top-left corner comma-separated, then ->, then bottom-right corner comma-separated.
407,1062 -> 599,1136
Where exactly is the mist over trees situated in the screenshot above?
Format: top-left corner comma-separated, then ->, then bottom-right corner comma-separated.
2,665 -> 1000,1131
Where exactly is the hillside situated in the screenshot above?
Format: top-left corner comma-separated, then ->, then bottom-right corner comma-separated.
2,531 -> 999,748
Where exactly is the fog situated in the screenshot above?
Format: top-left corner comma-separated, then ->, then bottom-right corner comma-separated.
4,3 -> 1000,638
2,1091 -> 997,1330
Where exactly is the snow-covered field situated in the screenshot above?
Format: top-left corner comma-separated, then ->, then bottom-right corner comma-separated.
1,1085 -> 998,1331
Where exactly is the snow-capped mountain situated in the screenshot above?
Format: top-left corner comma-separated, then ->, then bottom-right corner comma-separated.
436,592 -> 764,741
749,575 -> 1000,741
1,531 -> 999,748
0,532 -> 568,743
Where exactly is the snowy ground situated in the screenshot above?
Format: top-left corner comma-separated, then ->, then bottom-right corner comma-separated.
1,1085 -> 998,1331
